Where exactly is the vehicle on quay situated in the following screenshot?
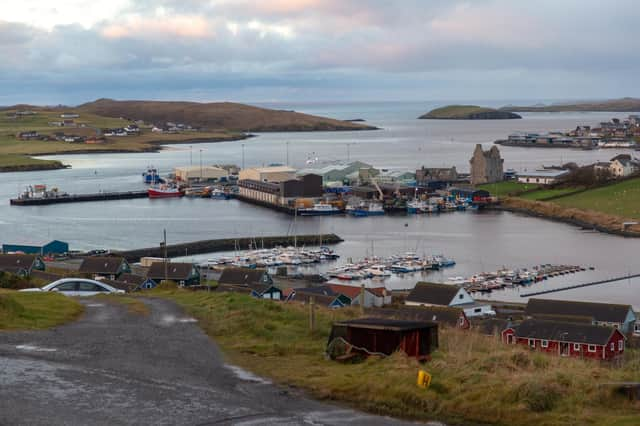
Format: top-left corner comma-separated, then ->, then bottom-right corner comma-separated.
20,278 -> 125,296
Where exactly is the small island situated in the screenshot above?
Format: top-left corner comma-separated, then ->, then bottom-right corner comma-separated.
419,105 -> 522,120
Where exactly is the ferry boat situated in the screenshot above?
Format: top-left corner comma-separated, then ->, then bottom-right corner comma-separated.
148,185 -> 184,198
297,203 -> 342,216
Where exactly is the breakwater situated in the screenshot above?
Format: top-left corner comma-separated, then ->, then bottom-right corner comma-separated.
521,273 -> 640,297
10,190 -> 149,206
115,233 -> 344,262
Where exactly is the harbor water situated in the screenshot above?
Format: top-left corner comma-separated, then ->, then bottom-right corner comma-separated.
0,102 -> 639,307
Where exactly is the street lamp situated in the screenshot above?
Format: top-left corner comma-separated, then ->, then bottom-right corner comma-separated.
286,141 -> 290,165
346,143 -> 353,162
241,143 -> 245,169
199,149 -> 203,181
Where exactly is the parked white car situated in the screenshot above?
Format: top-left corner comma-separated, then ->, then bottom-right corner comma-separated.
20,278 -> 125,296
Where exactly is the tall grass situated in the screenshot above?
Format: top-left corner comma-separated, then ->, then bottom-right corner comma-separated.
157,289 -> 640,425
0,289 -> 83,330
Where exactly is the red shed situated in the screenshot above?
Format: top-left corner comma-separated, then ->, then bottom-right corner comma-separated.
502,319 -> 625,361
328,317 -> 438,360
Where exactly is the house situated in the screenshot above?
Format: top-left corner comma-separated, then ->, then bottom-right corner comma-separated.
524,298 -> 636,334
2,240 -> 69,256
516,169 -> 569,185
291,286 -> 352,308
60,113 -> 79,119
502,319 -> 626,360
118,273 -> 157,290
247,283 -> 283,300
366,305 -> 470,329
79,256 -> 131,280
469,144 -> 503,185
146,262 -> 200,286
405,282 -> 495,317
609,154 -> 638,177
327,283 -> 391,307
416,166 -> 459,185
18,131 -> 39,140
218,267 -> 272,286
0,254 -> 46,277
328,318 -> 439,360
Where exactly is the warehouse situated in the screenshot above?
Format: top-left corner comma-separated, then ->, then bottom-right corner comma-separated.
2,240 -> 69,256
239,166 -> 297,183
174,165 -> 229,183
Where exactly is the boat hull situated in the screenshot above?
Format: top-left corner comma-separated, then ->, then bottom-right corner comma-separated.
148,188 -> 184,198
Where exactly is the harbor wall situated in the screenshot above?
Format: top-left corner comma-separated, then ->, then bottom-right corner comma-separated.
115,233 -> 344,262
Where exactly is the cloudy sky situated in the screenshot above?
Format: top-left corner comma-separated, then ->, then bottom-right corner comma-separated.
1,0 -> 638,105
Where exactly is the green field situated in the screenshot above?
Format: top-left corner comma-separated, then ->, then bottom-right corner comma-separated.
0,290 -> 83,330
519,187 -> 584,201
551,177 -> 640,219
477,181 -> 540,197
154,289 -> 640,426
0,109 -> 244,169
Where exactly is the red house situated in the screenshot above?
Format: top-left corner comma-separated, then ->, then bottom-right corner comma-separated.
502,319 -> 626,361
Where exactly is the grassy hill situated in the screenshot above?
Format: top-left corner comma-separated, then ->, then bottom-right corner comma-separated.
501,97 -> 640,112
419,105 -> 521,120
0,290 -> 83,330
78,99 -> 377,132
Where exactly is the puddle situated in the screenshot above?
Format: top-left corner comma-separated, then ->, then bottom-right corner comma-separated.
159,315 -> 198,325
226,365 -> 272,384
16,345 -> 57,352
86,303 -> 105,307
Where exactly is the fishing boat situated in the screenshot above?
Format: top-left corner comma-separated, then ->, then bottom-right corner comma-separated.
347,201 -> 385,217
407,199 -> 428,214
148,185 -> 184,198
142,166 -> 165,184
297,203 -> 342,216
210,188 -> 231,200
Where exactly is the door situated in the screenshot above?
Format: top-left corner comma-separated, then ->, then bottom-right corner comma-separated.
506,334 -> 514,344
560,342 -> 569,356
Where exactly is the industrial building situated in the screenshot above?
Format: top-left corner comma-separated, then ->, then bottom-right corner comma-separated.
238,173 -> 323,207
2,240 -> 69,256
174,165 -> 229,182
239,166 -> 297,183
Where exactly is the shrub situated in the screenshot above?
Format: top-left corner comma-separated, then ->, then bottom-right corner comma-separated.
517,382 -> 561,412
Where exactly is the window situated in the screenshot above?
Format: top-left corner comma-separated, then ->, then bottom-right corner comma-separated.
588,345 -> 596,353
529,339 -> 536,348
474,308 -> 482,313
78,282 -> 106,292
53,282 -> 78,291
574,344 -> 580,351
610,342 -> 615,351
619,340 -> 624,351
541,340 -> 549,348
459,294 -> 464,299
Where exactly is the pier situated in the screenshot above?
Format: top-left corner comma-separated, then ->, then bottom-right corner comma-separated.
114,233 -> 344,262
520,273 -> 640,297
10,190 -> 149,206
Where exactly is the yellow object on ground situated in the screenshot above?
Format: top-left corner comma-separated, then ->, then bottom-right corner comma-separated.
417,370 -> 431,388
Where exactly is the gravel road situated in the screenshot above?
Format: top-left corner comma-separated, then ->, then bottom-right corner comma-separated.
0,297 -> 433,425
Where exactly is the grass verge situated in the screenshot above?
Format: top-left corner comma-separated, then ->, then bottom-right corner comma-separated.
153,289 -> 640,425
97,294 -> 150,316
0,289 -> 83,330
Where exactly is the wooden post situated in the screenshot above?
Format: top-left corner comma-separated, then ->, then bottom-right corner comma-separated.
309,296 -> 315,332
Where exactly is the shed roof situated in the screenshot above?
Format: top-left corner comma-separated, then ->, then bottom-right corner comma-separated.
512,319 -> 620,345
335,317 -> 437,332
525,298 -> 632,324
79,256 -> 127,274
218,267 -> 267,285
117,273 -> 149,286
147,262 -> 195,280
406,282 -> 460,306
366,305 -> 464,328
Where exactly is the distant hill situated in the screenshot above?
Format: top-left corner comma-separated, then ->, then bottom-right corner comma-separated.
501,97 -> 640,112
419,105 -> 521,120
77,99 -> 376,132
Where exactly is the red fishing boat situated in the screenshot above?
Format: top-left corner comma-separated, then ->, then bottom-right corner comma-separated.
148,185 -> 184,198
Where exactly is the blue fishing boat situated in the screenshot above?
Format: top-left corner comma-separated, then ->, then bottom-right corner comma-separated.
142,166 -> 165,184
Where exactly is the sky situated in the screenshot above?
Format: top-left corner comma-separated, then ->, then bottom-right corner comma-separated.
1,0 -> 639,105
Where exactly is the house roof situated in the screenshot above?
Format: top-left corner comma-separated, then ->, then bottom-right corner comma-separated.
117,273 -> 150,286
293,292 -> 341,307
0,254 -> 38,272
477,318 -> 511,335
365,305 -> 464,328
218,267 -> 267,285
79,256 -> 126,274
100,279 -> 137,293
147,262 -> 195,280
525,298 -> 632,324
406,282 -> 460,306
327,284 -> 386,299
294,285 -> 339,297
335,317 -> 437,332
512,319 -> 620,345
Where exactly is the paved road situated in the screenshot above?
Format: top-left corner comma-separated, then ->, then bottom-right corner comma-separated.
0,298 -> 431,425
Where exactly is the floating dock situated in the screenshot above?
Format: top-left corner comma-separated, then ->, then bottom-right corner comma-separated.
10,190 -> 149,206
520,273 -> 640,297
114,234 -> 344,262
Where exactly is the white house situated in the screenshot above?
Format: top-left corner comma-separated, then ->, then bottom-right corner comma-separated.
609,155 -> 638,178
517,169 -> 569,185
405,282 -> 495,317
